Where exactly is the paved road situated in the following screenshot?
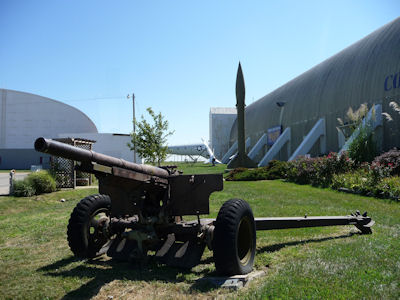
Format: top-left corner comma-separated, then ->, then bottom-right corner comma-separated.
0,173 -> 29,195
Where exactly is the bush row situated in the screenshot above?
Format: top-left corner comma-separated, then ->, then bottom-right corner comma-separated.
226,149 -> 400,201
286,152 -> 354,187
13,171 -> 57,197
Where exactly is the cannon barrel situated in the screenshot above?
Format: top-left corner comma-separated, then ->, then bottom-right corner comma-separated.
34,137 -> 169,178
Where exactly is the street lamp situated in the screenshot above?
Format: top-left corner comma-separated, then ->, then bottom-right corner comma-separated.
276,101 -> 286,127
127,93 -> 136,163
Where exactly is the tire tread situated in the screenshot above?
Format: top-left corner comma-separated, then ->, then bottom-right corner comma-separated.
67,194 -> 111,258
213,198 -> 256,275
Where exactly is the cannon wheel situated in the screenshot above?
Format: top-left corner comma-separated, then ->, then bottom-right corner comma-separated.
67,194 -> 112,258
213,199 -> 256,275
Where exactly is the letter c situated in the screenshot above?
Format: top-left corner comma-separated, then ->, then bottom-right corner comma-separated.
385,75 -> 393,91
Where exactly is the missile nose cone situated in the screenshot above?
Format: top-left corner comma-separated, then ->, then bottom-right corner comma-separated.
227,61 -> 257,169
236,62 -> 245,105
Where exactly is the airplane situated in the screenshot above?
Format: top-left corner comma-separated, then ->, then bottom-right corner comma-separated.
168,139 -> 222,164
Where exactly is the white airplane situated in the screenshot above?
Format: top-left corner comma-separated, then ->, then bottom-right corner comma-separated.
168,139 -> 222,164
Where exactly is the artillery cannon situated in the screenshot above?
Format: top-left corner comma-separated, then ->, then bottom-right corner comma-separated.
35,137 -> 374,275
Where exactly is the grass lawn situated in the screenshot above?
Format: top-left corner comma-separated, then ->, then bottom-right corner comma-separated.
0,163 -> 399,299
164,161 -> 227,175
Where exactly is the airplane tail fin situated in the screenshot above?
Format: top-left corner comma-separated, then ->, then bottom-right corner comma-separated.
201,138 -> 222,164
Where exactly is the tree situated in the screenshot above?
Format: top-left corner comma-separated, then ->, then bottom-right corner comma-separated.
128,107 -> 174,166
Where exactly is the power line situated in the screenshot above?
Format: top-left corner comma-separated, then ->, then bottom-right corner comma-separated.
4,96 -> 127,106
67,96 -> 125,102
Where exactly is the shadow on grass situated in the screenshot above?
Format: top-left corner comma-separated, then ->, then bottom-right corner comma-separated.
257,232 -> 356,254
38,256 -> 217,299
39,256 -> 80,272
38,233 -> 356,299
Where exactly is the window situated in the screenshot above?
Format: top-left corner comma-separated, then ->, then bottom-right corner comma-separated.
40,157 -> 43,164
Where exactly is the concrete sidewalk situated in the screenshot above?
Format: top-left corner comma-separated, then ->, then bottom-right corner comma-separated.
0,173 -> 29,195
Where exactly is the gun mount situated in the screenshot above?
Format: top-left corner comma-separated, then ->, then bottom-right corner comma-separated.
35,137 -> 375,276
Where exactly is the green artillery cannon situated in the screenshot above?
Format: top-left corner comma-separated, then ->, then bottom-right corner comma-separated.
35,137 -> 374,275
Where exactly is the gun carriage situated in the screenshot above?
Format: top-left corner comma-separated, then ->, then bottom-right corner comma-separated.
35,137 -> 374,275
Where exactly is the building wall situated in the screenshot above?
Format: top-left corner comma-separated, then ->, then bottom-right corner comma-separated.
0,149 -> 51,169
229,17 -> 400,159
57,133 -> 141,163
0,89 -> 98,149
0,133 -> 141,170
209,107 -> 236,159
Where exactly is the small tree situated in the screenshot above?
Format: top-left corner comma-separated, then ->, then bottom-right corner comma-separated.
128,107 -> 174,166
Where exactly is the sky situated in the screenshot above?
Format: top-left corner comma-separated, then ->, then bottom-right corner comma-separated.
0,1 -> 399,145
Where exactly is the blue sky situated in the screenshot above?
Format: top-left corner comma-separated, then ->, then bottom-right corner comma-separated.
0,1 -> 399,145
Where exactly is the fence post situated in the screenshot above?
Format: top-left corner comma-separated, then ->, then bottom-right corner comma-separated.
9,169 -> 15,195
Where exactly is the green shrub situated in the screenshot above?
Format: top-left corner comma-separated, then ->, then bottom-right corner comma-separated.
12,171 -> 56,197
286,157 -> 315,185
225,167 -> 248,181
332,171 -> 400,201
12,180 -> 36,197
348,126 -> 377,163
375,176 -> 400,200
226,167 -> 263,181
225,160 -> 288,181
331,169 -> 379,196
331,170 -> 364,193
372,149 -> 400,176
27,171 -> 57,194
228,169 -> 257,181
264,160 -> 288,180
286,152 -> 354,187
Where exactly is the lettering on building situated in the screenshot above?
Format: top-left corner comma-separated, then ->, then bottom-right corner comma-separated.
385,72 -> 400,91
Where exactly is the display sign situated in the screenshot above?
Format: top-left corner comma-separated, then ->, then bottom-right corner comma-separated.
267,126 -> 282,146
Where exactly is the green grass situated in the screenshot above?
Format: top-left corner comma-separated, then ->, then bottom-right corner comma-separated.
164,161 -> 227,175
0,163 -> 399,299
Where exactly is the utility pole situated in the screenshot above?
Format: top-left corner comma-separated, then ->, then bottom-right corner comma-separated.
127,93 -> 137,163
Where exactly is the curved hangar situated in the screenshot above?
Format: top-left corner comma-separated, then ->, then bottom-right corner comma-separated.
0,89 -> 98,169
229,17 -> 400,163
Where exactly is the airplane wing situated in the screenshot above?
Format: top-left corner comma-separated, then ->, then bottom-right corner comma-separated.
168,140 -> 222,164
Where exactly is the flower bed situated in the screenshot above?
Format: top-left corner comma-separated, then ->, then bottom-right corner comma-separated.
226,150 -> 400,201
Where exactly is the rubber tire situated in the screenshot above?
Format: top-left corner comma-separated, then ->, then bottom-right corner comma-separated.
67,194 -> 111,258
213,199 -> 256,275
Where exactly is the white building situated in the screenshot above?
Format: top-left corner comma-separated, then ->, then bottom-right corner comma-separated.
209,107 -> 237,160
57,132 -> 140,163
0,89 -> 139,169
